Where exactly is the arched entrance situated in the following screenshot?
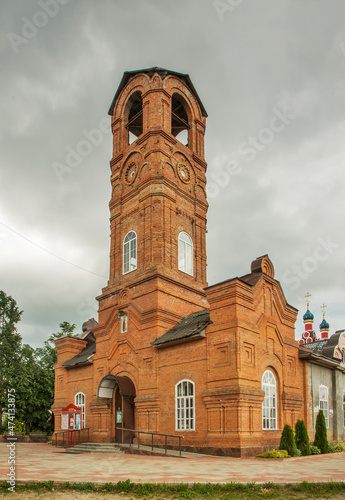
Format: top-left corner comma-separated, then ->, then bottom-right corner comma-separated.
97,374 -> 136,443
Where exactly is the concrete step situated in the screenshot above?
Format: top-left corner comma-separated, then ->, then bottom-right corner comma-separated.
66,442 -> 123,454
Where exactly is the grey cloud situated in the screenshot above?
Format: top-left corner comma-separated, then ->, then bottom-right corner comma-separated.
1,0 -> 344,346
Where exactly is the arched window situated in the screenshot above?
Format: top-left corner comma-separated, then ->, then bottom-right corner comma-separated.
175,380 -> 195,431
75,392 -> 85,428
319,385 -> 329,428
123,231 -> 137,274
171,93 -> 190,146
126,91 -> 143,144
178,232 -> 193,276
262,370 -> 277,430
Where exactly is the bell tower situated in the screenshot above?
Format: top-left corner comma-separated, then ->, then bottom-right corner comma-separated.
98,68 -> 209,337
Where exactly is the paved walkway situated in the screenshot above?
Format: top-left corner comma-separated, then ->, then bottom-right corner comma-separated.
1,443 -> 345,484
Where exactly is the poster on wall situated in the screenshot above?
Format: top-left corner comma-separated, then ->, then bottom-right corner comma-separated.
61,413 -> 68,430
75,413 -> 81,430
69,414 -> 75,429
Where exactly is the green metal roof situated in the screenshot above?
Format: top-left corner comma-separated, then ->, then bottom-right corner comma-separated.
108,67 -> 207,117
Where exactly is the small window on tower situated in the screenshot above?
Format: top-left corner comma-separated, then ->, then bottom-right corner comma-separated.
171,94 -> 190,146
120,314 -> 127,334
178,232 -> 193,276
127,92 -> 143,143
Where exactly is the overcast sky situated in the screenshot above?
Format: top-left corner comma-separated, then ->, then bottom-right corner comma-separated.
1,0 -> 344,348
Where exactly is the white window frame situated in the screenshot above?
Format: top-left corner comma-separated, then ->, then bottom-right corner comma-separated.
262,370 -> 277,430
178,232 -> 193,276
175,380 -> 195,431
319,385 -> 329,428
75,392 -> 85,429
123,231 -> 137,274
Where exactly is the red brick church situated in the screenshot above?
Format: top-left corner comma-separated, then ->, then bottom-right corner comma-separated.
52,67 -> 306,456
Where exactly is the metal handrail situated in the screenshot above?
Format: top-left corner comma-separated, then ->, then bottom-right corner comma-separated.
119,427 -> 184,456
53,427 -> 90,448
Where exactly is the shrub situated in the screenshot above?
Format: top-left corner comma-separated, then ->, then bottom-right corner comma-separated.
256,449 -> 289,458
314,410 -> 328,454
333,443 -> 345,452
328,445 -> 336,453
295,419 -> 311,456
279,424 -> 297,456
310,445 -> 321,454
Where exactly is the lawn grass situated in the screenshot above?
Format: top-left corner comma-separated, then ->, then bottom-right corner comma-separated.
1,480 -> 345,498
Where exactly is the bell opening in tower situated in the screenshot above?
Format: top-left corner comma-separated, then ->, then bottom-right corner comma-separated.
171,93 -> 190,146
126,91 -> 143,143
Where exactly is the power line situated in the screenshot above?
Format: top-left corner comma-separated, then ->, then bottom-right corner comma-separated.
0,220 -> 108,279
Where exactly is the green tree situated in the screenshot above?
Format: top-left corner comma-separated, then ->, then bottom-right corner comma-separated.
1,290 -> 78,433
0,291 -> 23,424
36,322 -> 77,389
33,321 -> 77,432
279,423 -> 297,456
314,410 -> 328,454
13,344 -> 41,433
18,321 -> 77,433
2,312 -> 77,434
55,321 -> 77,337
295,419 -> 311,456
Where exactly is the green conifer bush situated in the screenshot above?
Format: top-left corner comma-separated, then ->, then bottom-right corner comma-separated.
279,424 -> 297,456
295,419 -> 311,456
313,410 -> 328,454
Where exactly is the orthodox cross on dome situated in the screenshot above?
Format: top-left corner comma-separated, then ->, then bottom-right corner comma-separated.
319,303 -> 329,339
305,292 -> 312,307
321,303 -> 327,319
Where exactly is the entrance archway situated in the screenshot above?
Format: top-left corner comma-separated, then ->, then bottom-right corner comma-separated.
97,374 -> 136,443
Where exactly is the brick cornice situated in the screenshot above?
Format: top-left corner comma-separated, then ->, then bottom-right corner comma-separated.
110,153 -> 124,168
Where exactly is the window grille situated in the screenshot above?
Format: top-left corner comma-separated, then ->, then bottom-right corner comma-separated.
178,232 -> 193,276
176,380 -> 195,431
75,392 -> 85,428
262,370 -> 277,430
319,385 -> 329,428
123,231 -> 137,274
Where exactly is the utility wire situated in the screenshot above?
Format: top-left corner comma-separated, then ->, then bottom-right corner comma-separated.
0,220 -> 108,279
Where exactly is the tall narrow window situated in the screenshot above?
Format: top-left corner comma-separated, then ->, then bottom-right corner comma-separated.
262,370 -> 277,430
319,385 -> 329,428
75,392 -> 85,428
178,232 -> 193,276
126,91 -> 143,143
120,314 -> 127,334
171,93 -> 190,146
123,231 -> 137,274
176,380 -> 195,431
